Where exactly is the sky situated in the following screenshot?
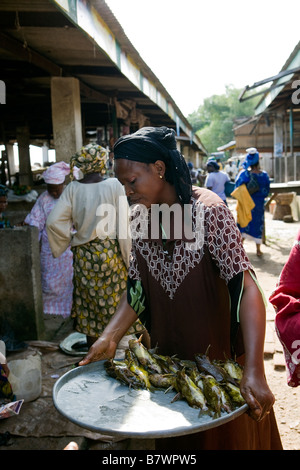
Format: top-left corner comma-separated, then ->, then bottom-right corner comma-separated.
5,0 -> 300,166
105,0 -> 300,116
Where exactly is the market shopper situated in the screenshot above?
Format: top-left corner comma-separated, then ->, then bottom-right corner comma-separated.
187,162 -> 198,185
24,162 -> 73,339
46,144 -> 145,350
225,158 -> 238,181
204,159 -> 230,204
0,341 -> 13,401
0,184 -> 12,228
269,229 -> 300,387
234,147 -> 270,257
0,340 -> 9,377
79,126 -> 282,450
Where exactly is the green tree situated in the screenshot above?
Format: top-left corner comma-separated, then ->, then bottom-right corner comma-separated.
188,85 -> 260,155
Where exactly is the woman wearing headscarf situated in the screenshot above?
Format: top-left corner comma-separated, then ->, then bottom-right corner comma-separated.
24,162 -> 73,339
79,127 -> 282,450
234,147 -> 270,256
46,144 -> 145,350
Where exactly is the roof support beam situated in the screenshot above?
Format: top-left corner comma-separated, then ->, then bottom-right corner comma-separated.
0,32 -> 62,76
0,32 -> 112,106
239,65 -> 300,102
79,81 -> 111,104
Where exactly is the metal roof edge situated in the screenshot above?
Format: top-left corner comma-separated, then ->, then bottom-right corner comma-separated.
254,42 -> 300,115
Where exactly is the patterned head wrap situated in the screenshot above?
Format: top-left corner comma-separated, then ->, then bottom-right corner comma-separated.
243,147 -> 259,169
70,143 -> 108,181
43,161 -> 70,184
113,127 -> 192,204
0,184 -> 8,197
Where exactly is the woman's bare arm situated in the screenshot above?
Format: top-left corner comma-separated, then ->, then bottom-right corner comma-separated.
239,270 -> 275,421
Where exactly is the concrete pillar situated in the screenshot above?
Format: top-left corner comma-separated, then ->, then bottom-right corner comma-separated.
42,142 -> 49,166
0,226 -> 45,341
0,150 -> 6,185
6,143 -> 16,176
51,77 -> 82,162
17,126 -> 33,186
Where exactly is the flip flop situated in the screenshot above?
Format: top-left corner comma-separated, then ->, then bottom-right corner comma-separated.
60,332 -> 88,356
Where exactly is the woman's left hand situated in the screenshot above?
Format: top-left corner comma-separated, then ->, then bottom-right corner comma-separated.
240,370 -> 275,421
238,271 -> 275,422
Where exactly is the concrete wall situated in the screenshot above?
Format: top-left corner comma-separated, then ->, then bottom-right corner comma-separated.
0,226 -> 45,342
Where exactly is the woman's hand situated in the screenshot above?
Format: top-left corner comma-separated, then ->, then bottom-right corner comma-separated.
79,294 -> 139,367
78,336 -> 117,366
240,369 -> 275,421
239,270 -> 275,421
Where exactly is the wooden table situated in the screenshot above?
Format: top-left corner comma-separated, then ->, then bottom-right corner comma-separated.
269,181 -> 300,195
265,181 -> 300,210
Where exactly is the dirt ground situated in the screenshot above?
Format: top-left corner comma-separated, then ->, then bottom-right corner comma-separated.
238,206 -> 300,451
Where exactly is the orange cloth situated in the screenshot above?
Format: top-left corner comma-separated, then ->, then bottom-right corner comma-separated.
231,184 -> 255,228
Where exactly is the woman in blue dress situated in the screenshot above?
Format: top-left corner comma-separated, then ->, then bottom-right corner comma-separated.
235,148 -> 270,256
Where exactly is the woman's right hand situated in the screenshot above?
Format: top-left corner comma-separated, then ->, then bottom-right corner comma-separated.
78,336 -> 117,366
78,294 -> 139,367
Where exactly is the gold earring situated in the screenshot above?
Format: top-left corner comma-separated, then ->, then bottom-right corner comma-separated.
159,175 -> 163,179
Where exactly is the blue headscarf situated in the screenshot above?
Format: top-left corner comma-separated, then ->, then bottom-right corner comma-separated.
243,147 -> 259,169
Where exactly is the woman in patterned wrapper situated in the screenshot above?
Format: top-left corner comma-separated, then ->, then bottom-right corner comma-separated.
79,127 -> 282,450
24,162 -> 73,340
46,144 -> 145,352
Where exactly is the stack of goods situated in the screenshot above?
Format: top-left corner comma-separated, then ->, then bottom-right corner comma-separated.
273,192 -> 295,221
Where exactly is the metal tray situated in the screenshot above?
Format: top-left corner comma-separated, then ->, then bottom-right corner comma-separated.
53,361 -> 248,439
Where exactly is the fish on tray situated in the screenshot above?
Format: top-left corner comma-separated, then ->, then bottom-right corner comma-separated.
104,342 -> 246,420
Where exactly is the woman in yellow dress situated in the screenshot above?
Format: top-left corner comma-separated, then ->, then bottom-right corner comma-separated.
47,144 -> 144,350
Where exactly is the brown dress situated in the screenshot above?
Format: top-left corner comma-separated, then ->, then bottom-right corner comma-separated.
127,187 -> 282,450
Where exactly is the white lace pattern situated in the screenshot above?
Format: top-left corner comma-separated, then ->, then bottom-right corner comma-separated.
128,197 -> 252,299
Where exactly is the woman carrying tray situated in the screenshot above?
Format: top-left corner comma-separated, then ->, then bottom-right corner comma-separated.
79,127 -> 282,450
